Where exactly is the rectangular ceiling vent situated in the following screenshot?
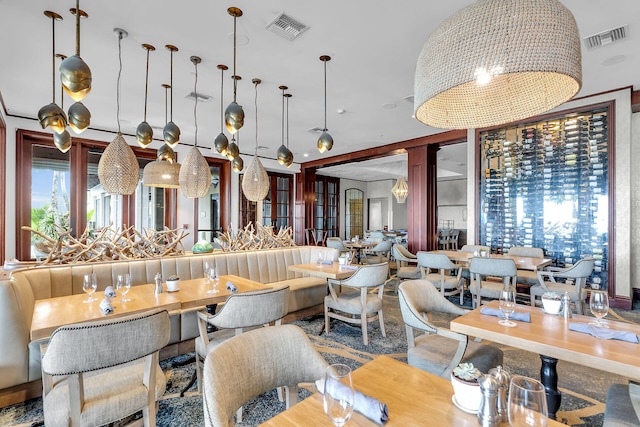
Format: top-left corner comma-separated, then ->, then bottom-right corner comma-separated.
266,12 -> 309,41
584,25 -> 628,49
186,92 -> 211,102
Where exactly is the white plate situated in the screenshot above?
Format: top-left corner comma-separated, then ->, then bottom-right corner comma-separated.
451,395 -> 478,415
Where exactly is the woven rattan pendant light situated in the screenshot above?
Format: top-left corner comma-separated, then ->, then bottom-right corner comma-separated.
414,0 -> 582,130
136,43 -> 155,147
224,7 -> 244,135
242,79 -> 269,202
163,45 -> 180,148
317,55 -> 333,153
276,86 -> 294,167
97,29 -> 139,196
38,11 -> 68,137
59,0 -> 91,102
179,56 -> 212,199
213,64 -> 229,155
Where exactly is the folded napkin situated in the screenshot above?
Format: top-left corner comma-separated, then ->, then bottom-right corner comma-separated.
321,260 -> 333,265
104,285 -> 117,298
226,281 -> 238,293
480,307 -> 531,323
318,378 -> 388,424
341,265 -> 359,270
99,297 -> 114,315
569,322 -> 639,343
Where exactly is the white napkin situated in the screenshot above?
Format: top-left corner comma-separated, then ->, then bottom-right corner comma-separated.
104,286 -> 117,298
317,378 -> 389,424
226,281 -> 238,292
99,297 -> 114,315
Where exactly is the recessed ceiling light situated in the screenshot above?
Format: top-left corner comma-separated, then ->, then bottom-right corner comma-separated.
382,103 -> 396,109
601,55 -> 626,66
303,153 -> 309,157
457,162 -> 465,166
337,109 -> 345,114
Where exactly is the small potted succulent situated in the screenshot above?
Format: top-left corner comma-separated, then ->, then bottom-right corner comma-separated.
166,275 -> 180,292
541,291 -> 562,314
451,362 -> 483,413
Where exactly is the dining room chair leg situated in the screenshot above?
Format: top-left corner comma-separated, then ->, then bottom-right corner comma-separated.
361,309 -> 369,346
324,304 -> 331,334
378,310 -> 386,337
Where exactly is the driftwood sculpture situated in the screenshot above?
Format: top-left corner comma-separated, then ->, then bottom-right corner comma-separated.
23,225 -> 189,264
215,222 -> 296,252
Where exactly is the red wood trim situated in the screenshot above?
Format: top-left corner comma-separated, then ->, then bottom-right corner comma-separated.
569,85 -> 633,104
407,145 -> 428,253
426,145 -> 439,251
294,171 -> 306,244
219,161 -> 231,231
632,90 -> 640,113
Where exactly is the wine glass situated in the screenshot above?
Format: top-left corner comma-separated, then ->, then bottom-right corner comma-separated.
509,375 -> 549,426
589,290 -> 609,328
204,261 -> 211,284
323,364 -> 354,427
116,274 -> 131,303
82,274 -> 97,303
499,287 -> 517,327
207,267 -> 219,294
317,251 -> 325,266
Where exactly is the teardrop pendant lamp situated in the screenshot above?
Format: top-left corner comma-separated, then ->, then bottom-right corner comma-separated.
213,64 -> 230,156
136,43 -> 155,147
163,44 -> 181,148
59,0 -> 91,102
97,28 -> 139,196
224,7 -> 244,135
226,75 -> 242,161
38,11 -> 68,137
179,56 -> 212,199
54,54 -> 72,153
231,133 -> 244,173
317,55 -> 334,153
242,79 -> 269,202
276,85 -> 294,167
414,0 -> 582,129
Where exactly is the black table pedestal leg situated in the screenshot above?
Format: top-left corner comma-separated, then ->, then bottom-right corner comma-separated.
540,355 -> 561,419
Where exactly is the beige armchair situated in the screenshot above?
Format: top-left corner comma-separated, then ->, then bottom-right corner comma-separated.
202,324 -> 328,427
392,244 -> 421,281
324,262 -> 389,345
507,246 -> 545,285
468,257 -> 517,308
326,237 -> 355,261
398,280 -> 503,378
41,309 -> 170,427
417,251 -> 464,304
362,239 -> 392,265
529,257 -> 594,315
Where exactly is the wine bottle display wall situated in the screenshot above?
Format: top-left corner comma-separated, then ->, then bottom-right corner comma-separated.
479,108 -> 609,290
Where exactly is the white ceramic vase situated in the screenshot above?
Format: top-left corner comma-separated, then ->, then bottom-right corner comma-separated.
451,374 -> 482,412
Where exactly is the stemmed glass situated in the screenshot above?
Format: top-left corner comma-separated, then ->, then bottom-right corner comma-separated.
323,364 -> 354,427
204,261 -> 211,284
82,274 -> 97,303
508,375 -> 549,426
116,274 -> 131,303
499,287 -> 517,327
589,290 -> 609,328
207,266 -> 219,294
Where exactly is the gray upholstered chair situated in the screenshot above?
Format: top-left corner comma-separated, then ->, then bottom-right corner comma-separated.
459,244 -> 491,281
362,239 -> 392,265
196,286 -> 290,395
468,257 -> 517,308
529,257 -> 594,315
392,244 -> 421,281
326,237 -> 354,260
398,280 -> 503,378
41,309 -> 170,427
417,251 -> 464,304
324,262 -> 389,345
604,382 -> 640,427
507,246 -> 545,285
202,324 -> 328,427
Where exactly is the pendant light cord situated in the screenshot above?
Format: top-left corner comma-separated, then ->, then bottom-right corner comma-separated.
116,31 -> 123,134
169,50 -> 174,121
281,88 -> 285,149
164,85 -> 169,124
143,48 -> 150,121
232,15 -> 238,102
219,67 -> 225,132
193,61 -> 198,146
50,14 -> 56,104
323,59 -> 327,131
286,94 -> 290,149
254,80 -> 258,155
75,0 -> 80,56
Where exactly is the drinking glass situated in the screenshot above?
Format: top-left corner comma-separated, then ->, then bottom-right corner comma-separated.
82,274 -> 97,303
207,267 -> 219,294
323,364 -> 354,427
317,251 -> 325,265
204,261 -> 211,284
499,287 -> 517,327
508,375 -> 548,426
589,290 -> 609,328
116,274 -> 131,303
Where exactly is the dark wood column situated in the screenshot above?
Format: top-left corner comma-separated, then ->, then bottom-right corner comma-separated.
295,167 -> 316,245
407,145 -> 428,253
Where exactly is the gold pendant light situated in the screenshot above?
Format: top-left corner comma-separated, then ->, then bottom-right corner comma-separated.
276,85 -> 294,167
391,177 -> 409,203
231,132 -> 244,173
317,55 -> 334,153
242,79 -> 269,202
59,0 -> 91,102
226,74 -> 242,161
414,0 -> 581,129
136,43 -> 155,147
179,56 -> 212,199
38,11 -> 68,137
213,64 -> 230,155
224,7 -> 244,135
53,53 -> 72,153
67,100 -> 90,134
97,29 -> 139,196
163,45 -> 180,148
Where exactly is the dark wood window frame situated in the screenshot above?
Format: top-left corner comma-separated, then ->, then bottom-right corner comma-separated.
315,175 -> 340,238
193,156 -> 230,237
263,172 -> 294,228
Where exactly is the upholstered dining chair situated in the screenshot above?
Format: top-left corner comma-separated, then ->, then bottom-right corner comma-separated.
326,237 -> 354,260
41,309 -> 170,427
202,324 -> 328,427
507,246 -> 546,285
324,262 -> 389,345
603,382 -> 640,427
458,244 -> 491,281
398,280 -> 503,378
468,257 -> 518,309
529,257 -> 594,315
362,239 -> 392,265
392,244 -> 421,281
417,251 -> 464,304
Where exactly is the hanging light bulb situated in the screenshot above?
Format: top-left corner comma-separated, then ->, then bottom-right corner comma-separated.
213,64 -> 229,155
97,28 -> 139,196
53,53 -> 72,153
136,43 -> 155,147
179,56 -> 212,199
38,11 -> 68,136
276,85 -> 294,167
67,100 -> 90,133
59,1 -> 91,102
226,78 -> 240,161
242,79 -> 269,202
317,55 -> 334,153
231,134 -> 243,172
163,44 -> 180,148
224,7 -> 244,135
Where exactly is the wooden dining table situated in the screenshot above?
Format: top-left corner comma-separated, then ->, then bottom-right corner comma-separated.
288,262 -> 359,280
450,300 -> 640,418
260,355 -> 564,426
345,241 -> 377,264
435,250 -> 553,271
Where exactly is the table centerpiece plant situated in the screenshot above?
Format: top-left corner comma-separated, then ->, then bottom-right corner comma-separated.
451,362 -> 483,412
541,291 -> 562,314
166,275 -> 180,292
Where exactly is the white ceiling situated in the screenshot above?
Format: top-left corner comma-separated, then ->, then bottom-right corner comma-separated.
1,1 -> 639,178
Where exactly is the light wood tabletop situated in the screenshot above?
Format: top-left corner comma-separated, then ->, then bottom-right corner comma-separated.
434,250 -> 553,271
260,355 -> 564,426
288,262 -> 358,280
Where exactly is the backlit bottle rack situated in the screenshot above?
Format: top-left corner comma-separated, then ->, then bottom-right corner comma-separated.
479,108 -> 609,290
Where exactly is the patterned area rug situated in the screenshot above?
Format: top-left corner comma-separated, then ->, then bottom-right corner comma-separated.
1,281 -> 638,426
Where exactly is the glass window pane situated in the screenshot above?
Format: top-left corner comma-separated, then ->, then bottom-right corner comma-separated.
197,166 -> 221,241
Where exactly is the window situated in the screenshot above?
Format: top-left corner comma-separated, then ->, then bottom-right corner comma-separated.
345,188 -> 364,239
196,163 -> 226,243
315,175 -> 339,238
239,171 -> 294,230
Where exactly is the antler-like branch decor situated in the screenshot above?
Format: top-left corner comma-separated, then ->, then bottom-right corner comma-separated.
214,222 -> 296,252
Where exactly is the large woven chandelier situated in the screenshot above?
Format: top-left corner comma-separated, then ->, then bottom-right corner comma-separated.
242,79 -> 269,202
391,177 -> 408,204
414,0 -> 581,130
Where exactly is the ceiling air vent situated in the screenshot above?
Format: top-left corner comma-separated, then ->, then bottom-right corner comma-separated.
584,25 -> 628,49
266,12 -> 309,41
